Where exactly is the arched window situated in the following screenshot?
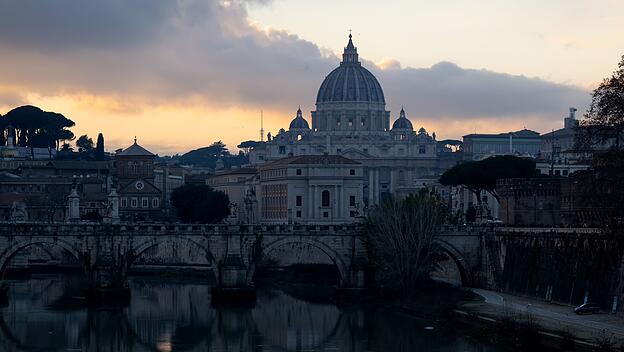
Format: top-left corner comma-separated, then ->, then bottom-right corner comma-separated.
322,190 -> 330,207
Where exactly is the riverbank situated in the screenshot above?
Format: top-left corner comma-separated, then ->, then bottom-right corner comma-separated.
369,282 -> 624,351
459,289 -> 624,350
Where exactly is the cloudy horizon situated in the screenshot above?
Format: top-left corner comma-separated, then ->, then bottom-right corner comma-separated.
1,0 -> 620,155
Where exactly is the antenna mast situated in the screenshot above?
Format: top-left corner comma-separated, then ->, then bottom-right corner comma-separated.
260,109 -> 265,142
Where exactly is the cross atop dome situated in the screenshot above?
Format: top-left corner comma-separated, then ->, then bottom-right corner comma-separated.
342,32 -> 359,65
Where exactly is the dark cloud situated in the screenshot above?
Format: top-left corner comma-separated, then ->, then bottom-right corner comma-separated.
0,0 -> 589,122
0,0 -> 177,50
374,61 -> 589,119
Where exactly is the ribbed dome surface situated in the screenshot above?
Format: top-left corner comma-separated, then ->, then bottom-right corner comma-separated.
316,35 -> 385,104
289,107 -> 310,130
392,108 -> 413,130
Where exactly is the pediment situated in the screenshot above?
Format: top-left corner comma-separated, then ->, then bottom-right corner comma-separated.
340,148 -> 373,159
118,179 -> 161,194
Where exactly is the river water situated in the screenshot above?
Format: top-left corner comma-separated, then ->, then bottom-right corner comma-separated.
0,274 -> 506,352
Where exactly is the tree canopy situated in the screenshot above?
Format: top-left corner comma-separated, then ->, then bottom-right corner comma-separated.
366,190 -> 448,293
174,140 -> 248,168
95,133 -> 105,160
1,105 -> 75,157
76,134 -> 94,152
439,155 -> 537,203
577,55 -> 624,151
171,184 -> 230,223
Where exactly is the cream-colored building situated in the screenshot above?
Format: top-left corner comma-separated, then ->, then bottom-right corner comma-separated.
248,35 -> 454,209
257,155 -> 364,225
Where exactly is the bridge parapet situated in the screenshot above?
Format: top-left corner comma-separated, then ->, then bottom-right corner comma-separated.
0,222 -> 364,237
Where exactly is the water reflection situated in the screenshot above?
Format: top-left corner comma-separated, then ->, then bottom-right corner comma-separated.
0,275 -> 499,352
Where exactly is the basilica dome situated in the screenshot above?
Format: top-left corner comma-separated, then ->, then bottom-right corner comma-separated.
289,107 -> 310,130
392,108 -> 413,130
316,35 -> 385,104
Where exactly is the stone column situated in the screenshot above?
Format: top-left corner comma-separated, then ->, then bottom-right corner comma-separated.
307,184 -> 313,221
67,188 -> 80,222
105,188 -> 120,224
337,185 -> 343,220
314,186 -> 321,219
368,169 -> 375,206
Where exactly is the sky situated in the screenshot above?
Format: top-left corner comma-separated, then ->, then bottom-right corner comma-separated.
0,0 -> 622,155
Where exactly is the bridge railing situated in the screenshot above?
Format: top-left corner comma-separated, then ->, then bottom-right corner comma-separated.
0,222 -> 365,236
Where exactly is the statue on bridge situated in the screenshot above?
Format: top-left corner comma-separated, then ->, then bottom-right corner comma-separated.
9,202 -> 28,223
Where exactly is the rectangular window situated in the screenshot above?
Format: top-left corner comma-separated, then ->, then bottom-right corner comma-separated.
419,145 -> 426,154
296,169 -> 302,175
142,198 -> 149,208
296,196 -> 302,207
563,170 -> 569,176
348,119 -> 353,127
279,146 -> 286,154
152,198 -> 159,208
349,169 -> 355,175
350,196 -> 356,207
296,210 -> 302,218
323,211 -> 329,218
131,198 -> 138,208
121,198 -> 127,208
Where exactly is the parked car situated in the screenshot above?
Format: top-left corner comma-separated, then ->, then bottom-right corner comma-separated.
574,303 -> 600,315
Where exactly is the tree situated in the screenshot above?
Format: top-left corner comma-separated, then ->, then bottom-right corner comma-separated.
2,105 -> 75,159
577,55 -> 624,151
366,190 -> 448,293
439,155 -> 537,204
171,184 -> 230,223
76,134 -> 94,152
95,133 -> 105,161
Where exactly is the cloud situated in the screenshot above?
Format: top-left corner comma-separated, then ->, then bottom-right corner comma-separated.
0,0 -> 590,129
374,61 -> 589,120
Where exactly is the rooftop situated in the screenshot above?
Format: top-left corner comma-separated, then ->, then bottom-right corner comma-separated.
263,155 -> 360,167
117,139 -> 155,157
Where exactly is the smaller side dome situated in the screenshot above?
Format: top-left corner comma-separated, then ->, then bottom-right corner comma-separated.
392,107 -> 414,130
289,107 -> 310,130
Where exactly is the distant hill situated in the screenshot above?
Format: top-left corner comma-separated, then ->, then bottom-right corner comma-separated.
159,142 -> 248,169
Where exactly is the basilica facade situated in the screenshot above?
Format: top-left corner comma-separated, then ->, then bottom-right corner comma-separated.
249,35 -> 454,210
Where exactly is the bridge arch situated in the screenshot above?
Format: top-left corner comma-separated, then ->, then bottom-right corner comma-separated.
436,240 -> 471,286
128,236 -> 217,277
247,236 -> 349,285
0,238 -> 84,277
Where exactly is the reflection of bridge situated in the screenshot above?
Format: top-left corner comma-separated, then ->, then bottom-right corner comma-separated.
0,278 -> 363,352
0,223 -> 368,298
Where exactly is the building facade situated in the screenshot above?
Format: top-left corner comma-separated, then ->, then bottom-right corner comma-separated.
256,155 -> 364,225
462,129 -> 541,161
248,35 -> 456,209
115,140 -> 163,221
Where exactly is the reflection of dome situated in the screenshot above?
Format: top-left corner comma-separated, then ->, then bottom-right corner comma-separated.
289,107 -> 310,130
316,34 -> 385,104
392,107 -> 413,130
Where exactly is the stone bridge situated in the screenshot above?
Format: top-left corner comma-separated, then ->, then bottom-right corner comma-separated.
0,223 -> 611,303
0,223 -> 368,300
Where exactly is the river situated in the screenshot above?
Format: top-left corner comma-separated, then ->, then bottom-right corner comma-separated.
0,274 -> 508,352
